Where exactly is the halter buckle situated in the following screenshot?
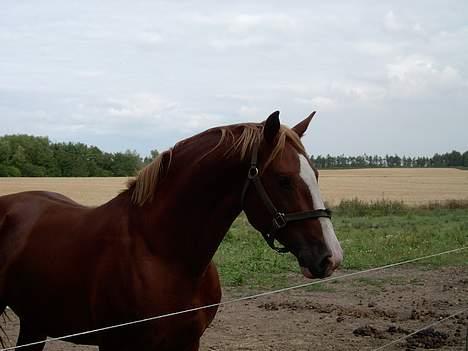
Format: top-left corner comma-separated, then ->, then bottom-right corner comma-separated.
272,212 -> 287,230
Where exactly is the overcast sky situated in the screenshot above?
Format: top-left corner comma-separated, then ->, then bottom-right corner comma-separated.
1,1 -> 467,157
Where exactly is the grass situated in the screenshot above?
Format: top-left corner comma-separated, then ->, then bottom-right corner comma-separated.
215,215 -> 297,287
214,199 -> 468,288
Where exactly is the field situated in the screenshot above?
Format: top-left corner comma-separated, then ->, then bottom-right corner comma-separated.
0,168 -> 467,350
1,168 -> 467,206
319,168 -> 468,205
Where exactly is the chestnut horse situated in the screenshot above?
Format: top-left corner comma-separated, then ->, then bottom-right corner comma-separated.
0,111 -> 342,350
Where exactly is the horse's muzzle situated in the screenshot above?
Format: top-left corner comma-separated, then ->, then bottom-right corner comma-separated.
300,252 -> 334,279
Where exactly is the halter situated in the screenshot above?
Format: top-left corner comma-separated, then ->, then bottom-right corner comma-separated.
241,143 -> 332,253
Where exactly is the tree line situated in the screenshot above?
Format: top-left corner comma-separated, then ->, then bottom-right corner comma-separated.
0,134 -> 466,177
0,135 -> 158,177
311,151 -> 468,169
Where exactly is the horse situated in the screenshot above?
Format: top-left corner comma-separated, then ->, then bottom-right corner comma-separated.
0,111 -> 343,350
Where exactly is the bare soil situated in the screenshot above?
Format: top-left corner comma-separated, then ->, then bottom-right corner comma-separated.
1,267 -> 466,350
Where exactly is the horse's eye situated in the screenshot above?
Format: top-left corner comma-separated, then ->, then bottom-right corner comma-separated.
278,175 -> 292,190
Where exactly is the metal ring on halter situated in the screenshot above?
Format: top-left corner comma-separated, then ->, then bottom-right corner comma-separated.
248,167 -> 258,179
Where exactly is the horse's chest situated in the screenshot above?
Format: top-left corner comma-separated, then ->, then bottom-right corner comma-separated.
92,260 -> 221,347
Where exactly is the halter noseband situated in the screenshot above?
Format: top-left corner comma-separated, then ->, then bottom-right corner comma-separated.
240,143 -> 332,253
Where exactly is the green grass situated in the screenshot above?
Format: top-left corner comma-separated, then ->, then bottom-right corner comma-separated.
214,215 -> 297,287
333,209 -> 467,269
214,200 -> 468,288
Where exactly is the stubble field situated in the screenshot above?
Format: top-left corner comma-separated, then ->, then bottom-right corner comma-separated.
1,168 -> 467,206
0,168 -> 467,350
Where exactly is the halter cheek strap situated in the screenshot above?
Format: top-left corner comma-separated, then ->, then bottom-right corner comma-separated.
240,143 -> 332,253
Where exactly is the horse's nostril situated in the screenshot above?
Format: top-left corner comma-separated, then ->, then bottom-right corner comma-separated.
319,254 -> 332,272
309,253 -> 333,278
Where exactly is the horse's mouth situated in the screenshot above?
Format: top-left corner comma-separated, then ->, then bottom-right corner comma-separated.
300,266 -> 333,279
300,266 -> 315,279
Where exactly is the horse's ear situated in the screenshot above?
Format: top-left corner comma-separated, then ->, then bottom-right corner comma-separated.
263,111 -> 280,144
292,111 -> 316,138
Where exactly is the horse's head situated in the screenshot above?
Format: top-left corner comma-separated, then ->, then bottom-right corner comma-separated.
242,111 -> 343,279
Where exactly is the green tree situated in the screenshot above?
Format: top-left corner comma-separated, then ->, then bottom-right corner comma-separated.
447,150 -> 463,167
111,150 -> 142,176
22,163 -> 47,177
11,145 -> 27,170
0,140 -> 11,163
463,151 -> 468,167
143,149 -> 160,165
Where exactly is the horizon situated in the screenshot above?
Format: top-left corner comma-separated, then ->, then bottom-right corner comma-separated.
1,132 -> 465,160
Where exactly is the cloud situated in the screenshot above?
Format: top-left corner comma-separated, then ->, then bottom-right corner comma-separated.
227,14 -> 297,34
136,31 -> 164,48
106,93 -> 177,119
210,36 -> 267,50
75,70 -> 104,78
181,12 -> 297,33
239,105 -> 259,118
355,41 -> 396,57
178,111 -> 224,132
329,81 -> 387,102
384,11 -> 403,32
180,12 -> 298,50
383,10 -> 426,37
295,96 -> 337,111
386,55 -> 466,98
99,93 -> 228,136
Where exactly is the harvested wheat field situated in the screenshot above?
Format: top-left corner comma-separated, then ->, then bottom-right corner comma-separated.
0,177 -> 128,206
0,168 -> 467,206
319,168 -> 468,205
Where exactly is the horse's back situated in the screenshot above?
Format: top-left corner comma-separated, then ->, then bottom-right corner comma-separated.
0,190 -> 85,210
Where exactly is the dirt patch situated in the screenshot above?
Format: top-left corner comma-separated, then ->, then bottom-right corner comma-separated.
0,267 -> 466,350
353,325 -> 386,339
201,266 -> 467,350
406,328 -> 449,349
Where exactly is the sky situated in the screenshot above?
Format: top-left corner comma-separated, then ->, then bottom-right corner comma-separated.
1,1 -> 467,157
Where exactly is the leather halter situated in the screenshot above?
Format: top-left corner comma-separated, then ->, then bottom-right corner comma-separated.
241,143 -> 332,253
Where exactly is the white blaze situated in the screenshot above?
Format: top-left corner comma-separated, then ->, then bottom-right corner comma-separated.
298,154 -> 343,266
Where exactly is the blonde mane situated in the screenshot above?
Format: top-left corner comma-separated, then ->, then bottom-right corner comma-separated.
128,123 -> 306,206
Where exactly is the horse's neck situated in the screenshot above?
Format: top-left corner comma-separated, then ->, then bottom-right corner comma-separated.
130,143 -> 247,277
